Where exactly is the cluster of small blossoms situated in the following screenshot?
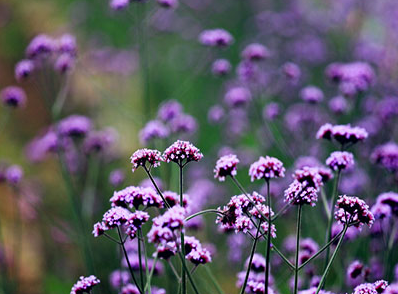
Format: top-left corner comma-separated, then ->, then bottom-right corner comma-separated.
371,142 -> 398,173
0,86 -> 27,108
372,192 -> 398,219
70,275 -> 100,294
57,115 -> 92,138
284,167 -> 323,206
92,207 -> 149,239
163,191 -> 190,209
83,128 -> 117,154
224,87 -> 252,108
110,186 -> 163,209
211,59 -> 232,76
139,120 -> 170,144
241,43 -> 270,61
334,195 -> 374,229
198,28 -> 234,47
317,123 -> 368,146
16,33 -> 77,78
249,156 -> 285,181
325,62 -> 375,97
0,164 -> 24,186
184,236 -> 212,265
299,85 -> 324,104
346,260 -> 368,287
130,148 -> 163,171
163,140 -> 203,164
326,151 -> 355,171
147,206 -> 185,259
214,154 -> 240,181
298,238 -> 319,265
353,280 -> 389,294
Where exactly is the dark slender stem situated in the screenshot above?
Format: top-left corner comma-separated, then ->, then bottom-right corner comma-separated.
177,252 -> 200,294
179,163 -> 187,294
265,180 -> 272,294
144,165 -> 171,209
117,227 -> 143,294
145,254 -> 158,292
137,229 -> 144,291
271,202 -> 291,221
324,170 -> 341,269
140,229 -> 151,294
239,221 -> 262,294
103,233 -> 121,244
185,209 -> 223,221
316,224 -> 348,294
204,266 -> 225,294
294,205 -> 303,294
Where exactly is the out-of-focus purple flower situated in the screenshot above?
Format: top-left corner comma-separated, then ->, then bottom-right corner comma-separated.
169,114 -> 197,135
300,86 -> 324,104
316,123 -> 368,146
109,270 -> 129,289
163,140 -> 203,164
109,169 -> 125,187
83,128 -> 117,154
340,168 -> 369,195
70,275 -> 100,294
139,120 -> 169,144
375,96 -> 398,121
58,115 -> 92,137
374,192 -> 398,216
130,148 -> 163,172
326,151 -> 355,171
5,165 -> 23,185
346,260 -> 365,287
284,103 -> 327,133
140,177 -> 163,191
0,86 -> 27,108
374,280 -> 389,294
214,154 -> 239,181
331,223 -> 359,242
184,236 -> 212,265
371,142 -> 398,173
120,284 -> 140,294
208,105 -> 225,124
281,62 -> 301,82
249,156 -> 285,181
25,128 -> 60,162
241,43 -> 270,61
263,102 -> 280,121
157,100 -> 183,122
224,86 -> 251,108
236,60 -> 262,83
110,0 -> 130,10
211,59 -> 231,76
334,195 -> 374,229
353,283 -> 378,294
26,34 -> 55,59
329,96 -> 348,114
15,59 -> 35,81
110,186 -> 163,209
157,0 -> 178,9
289,35 -> 327,64
54,53 -> 75,73
199,29 -> 234,47
57,34 -> 77,56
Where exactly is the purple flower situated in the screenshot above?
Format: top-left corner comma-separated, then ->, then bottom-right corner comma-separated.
249,156 -> 285,181
208,105 -> 225,124
300,86 -> 324,104
0,86 -> 27,108
211,59 -> 231,76
241,43 -> 270,61
139,120 -> 169,144
157,100 -> 183,122
5,165 -> 23,185
109,270 -> 129,289
57,34 -> 77,56
371,142 -> 398,173
169,114 -> 197,135
326,151 -> 355,171
198,29 -> 234,47
163,140 -> 203,164
110,0 -> 130,10
15,59 -> 35,81
121,284 -> 140,294
110,186 -> 163,209
334,195 -> 374,229
214,154 -> 240,181
83,128 -> 117,154
130,148 -> 163,172
54,53 -> 75,73
163,190 -> 190,208
25,128 -> 60,162
346,260 -> 365,287
224,87 -> 251,108
70,275 -> 100,294
374,192 -> 398,216
284,180 -> 318,206
263,102 -> 280,121
26,34 -> 55,59
316,123 -> 368,146
353,283 -> 378,294
157,0 -> 178,8
58,115 -> 92,137
329,96 -> 348,114
281,62 -> 301,82
109,169 -> 125,187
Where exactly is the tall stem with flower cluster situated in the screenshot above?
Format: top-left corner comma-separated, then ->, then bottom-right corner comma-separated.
294,205 -> 303,294
265,179 -> 272,294
179,162 -> 187,294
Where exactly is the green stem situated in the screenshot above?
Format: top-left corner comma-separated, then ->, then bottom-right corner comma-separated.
177,252 -> 200,294
145,254 -> 158,292
294,205 -> 303,294
271,202 -> 291,222
185,209 -> 222,221
204,266 -> 225,294
179,164 -> 186,294
265,180 -> 272,294
137,230 -> 144,291
316,224 -> 348,294
239,221 -> 262,294
141,230 -> 151,294
324,171 -> 341,269
320,187 -> 331,219
144,166 -> 171,209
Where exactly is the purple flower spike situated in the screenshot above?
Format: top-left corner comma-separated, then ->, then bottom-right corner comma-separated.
335,195 -> 374,229
316,123 -> 368,146
326,151 -> 355,171
249,156 -> 285,181
130,148 -> 163,172
214,154 -> 240,181
70,275 -> 100,294
1,86 -> 27,108
163,140 -> 203,164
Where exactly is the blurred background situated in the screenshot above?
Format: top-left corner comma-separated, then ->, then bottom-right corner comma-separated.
1,0 -> 398,293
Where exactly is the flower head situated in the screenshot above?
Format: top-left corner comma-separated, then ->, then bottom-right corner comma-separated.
163,140 -> 203,164
139,120 -> 169,144
317,123 -> 368,146
157,100 -> 183,122
371,142 -> 398,173
335,195 -> 374,229
131,148 -> 163,172
212,59 -> 231,76
241,43 -> 270,61
300,86 -> 324,104
249,156 -> 285,181
71,275 -> 100,294
326,151 -> 355,171
26,34 -> 55,59
58,115 -> 92,137
5,165 -> 24,185
199,29 -> 234,47
110,186 -> 163,209
15,59 -> 35,81
224,87 -> 251,108
1,86 -> 27,108
214,154 -> 240,181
